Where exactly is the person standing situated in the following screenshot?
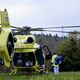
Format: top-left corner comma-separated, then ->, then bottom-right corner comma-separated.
51,53 -> 59,74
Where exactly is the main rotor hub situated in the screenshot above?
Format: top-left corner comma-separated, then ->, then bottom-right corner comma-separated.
23,26 -> 31,31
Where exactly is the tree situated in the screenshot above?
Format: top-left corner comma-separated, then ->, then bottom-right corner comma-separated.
57,33 -> 80,71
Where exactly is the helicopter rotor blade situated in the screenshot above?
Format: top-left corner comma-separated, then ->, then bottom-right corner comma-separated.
11,26 -> 22,29
32,29 -> 80,34
29,26 -> 80,30
11,26 -> 17,28
11,26 -> 31,31
11,25 -> 80,34
11,25 -> 80,30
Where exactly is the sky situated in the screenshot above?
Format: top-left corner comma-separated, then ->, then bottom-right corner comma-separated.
0,0 -> 80,36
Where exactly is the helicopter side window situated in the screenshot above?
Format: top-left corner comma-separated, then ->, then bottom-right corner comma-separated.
27,37 -> 33,43
24,37 -> 34,44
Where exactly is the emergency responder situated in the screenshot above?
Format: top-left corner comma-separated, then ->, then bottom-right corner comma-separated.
51,53 -> 59,74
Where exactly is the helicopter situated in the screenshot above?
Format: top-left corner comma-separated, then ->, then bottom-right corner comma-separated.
10,26 -> 53,75
0,9 -> 80,75
0,9 -> 52,75
0,9 -> 53,75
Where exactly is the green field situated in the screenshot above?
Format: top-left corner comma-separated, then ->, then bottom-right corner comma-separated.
0,72 -> 80,80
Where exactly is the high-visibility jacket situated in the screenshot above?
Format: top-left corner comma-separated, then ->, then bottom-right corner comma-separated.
51,54 -> 59,67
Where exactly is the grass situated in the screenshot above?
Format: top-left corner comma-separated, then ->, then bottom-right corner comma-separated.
0,72 -> 80,80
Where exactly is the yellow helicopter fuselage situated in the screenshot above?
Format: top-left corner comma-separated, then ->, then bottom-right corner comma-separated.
13,35 -> 38,69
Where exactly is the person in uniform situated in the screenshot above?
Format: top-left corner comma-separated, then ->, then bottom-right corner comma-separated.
51,53 -> 59,74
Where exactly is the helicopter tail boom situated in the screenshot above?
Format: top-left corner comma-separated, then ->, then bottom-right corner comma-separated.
0,9 -> 10,28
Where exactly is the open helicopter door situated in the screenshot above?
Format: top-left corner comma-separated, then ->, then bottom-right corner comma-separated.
0,9 -> 14,67
42,45 -> 52,60
42,45 -> 52,71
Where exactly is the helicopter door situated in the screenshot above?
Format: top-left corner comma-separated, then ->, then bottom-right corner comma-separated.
42,45 -> 52,60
